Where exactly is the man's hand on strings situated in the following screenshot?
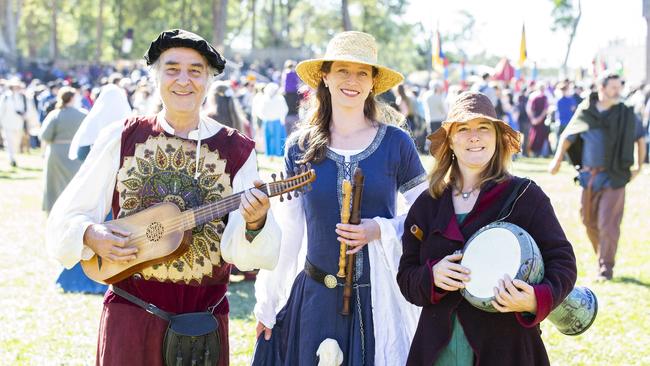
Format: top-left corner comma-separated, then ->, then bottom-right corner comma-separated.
83,223 -> 136,263
241,180 -> 270,230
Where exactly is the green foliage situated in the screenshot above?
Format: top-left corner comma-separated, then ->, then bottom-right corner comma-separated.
11,0 -> 431,72
16,0 -> 52,59
284,2 -> 339,50
354,0 -> 420,73
445,9 -> 475,44
60,0 -> 107,61
549,0 -> 581,70
122,1 -> 215,62
550,0 -> 578,32
11,0 -> 514,73
410,9 -> 476,67
11,0 -> 528,73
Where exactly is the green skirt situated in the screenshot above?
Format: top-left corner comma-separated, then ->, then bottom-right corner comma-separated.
434,313 -> 474,366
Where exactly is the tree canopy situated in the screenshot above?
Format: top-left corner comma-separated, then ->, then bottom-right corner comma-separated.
0,0 -> 521,75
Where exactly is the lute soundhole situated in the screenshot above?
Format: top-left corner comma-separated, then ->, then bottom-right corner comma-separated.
146,222 -> 165,242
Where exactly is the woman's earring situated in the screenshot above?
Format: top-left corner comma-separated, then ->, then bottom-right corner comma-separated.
324,83 -> 329,88
451,152 -> 455,161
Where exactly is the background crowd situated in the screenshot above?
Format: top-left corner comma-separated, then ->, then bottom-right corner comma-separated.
2,60 -> 649,169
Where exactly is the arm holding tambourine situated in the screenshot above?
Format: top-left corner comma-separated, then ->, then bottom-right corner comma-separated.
505,184 -> 577,327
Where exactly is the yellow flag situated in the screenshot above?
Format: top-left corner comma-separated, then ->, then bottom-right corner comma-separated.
432,29 -> 444,71
519,24 -> 527,67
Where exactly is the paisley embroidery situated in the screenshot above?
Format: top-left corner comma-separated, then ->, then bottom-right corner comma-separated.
155,146 -> 169,169
121,178 -> 142,191
172,145 -> 186,169
116,135 -> 231,284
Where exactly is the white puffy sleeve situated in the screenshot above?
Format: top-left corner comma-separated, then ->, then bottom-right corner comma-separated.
46,121 -> 123,268
220,150 -> 282,271
372,181 -> 428,243
253,193 -> 306,329
368,181 -> 426,366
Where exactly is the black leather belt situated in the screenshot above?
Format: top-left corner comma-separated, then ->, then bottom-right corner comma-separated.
110,285 -> 174,321
304,259 -> 342,289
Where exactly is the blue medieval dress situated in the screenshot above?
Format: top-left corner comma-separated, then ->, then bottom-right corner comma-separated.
253,123 -> 426,366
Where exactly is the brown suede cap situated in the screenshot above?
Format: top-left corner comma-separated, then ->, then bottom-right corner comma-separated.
427,91 -> 521,157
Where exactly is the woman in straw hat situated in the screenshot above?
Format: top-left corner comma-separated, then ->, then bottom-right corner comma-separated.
397,92 -> 577,365
253,31 -> 427,365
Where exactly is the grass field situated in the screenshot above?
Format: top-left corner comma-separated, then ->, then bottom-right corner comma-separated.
0,149 -> 648,365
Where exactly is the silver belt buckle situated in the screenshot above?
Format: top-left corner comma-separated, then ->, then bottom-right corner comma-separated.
324,274 -> 337,289
145,303 -> 159,315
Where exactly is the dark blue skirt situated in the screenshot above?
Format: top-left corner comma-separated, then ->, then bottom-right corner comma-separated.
252,271 -> 375,366
55,210 -> 110,295
56,262 -> 108,294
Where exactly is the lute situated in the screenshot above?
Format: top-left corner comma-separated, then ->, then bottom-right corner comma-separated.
81,165 -> 315,284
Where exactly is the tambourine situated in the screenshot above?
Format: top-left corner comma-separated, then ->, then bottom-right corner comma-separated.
460,221 -> 597,336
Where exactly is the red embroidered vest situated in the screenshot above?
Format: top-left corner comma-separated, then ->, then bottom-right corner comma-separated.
106,115 -> 255,314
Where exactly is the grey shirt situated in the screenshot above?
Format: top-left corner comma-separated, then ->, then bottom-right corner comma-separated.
568,128 -> 607,168
567,110 -> 645,189
421,91 -> 448,123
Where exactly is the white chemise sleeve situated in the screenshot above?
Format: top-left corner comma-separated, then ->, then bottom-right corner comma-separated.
372,181 -> 428,241
220,150 -> 282,271
45,121 -> 123,269
368,180 -> 426,366
253,191 -> 306,329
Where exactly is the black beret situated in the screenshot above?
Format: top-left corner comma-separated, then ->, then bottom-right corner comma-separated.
144,29 -> 226,75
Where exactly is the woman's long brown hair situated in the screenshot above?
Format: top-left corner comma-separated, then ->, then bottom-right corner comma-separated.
428,120 -> 513,199
295,61 -> 383,164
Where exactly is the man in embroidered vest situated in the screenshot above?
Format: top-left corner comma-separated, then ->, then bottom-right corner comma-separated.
549,72 -> 646,281
46,29 -> 281,365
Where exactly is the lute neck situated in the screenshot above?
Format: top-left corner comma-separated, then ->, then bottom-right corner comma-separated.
179,184 -> 272,230
177,171 -> 312,231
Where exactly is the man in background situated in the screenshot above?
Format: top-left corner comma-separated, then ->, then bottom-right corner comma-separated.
549,72 -> 646,281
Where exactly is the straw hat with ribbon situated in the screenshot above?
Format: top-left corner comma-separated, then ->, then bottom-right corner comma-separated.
296,31 -> 403,95
427,91 -> 521,157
